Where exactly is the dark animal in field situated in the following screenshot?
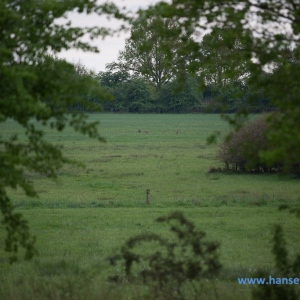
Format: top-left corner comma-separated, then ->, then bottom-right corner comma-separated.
176,130 -> 179,134
145,130 -> 148,134
138,129 -> 141,133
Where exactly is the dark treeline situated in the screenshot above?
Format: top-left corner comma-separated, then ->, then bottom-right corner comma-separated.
92,70 -> 273,113
71,24 -> 277,114
69,23 -> 277,114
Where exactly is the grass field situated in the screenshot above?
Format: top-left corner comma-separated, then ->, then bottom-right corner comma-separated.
0,113 -> 299,299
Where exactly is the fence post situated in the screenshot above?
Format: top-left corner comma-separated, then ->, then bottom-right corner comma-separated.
146,189 -> 150,205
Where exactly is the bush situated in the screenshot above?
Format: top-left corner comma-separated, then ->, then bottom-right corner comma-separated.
218,115 -> 300,173
218,115 -> 299,173
218,116 -> 273,172
108,212 -> 221,300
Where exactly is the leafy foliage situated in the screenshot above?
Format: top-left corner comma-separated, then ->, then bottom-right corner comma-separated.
97,70 -> 271,113
218,116 -> 270,172
198,32 -> 250,92
98,25 -> 273,114
219,115 -> 299,173
109,212 -> 221,300
106,16 -> 189,89
134,0 -> 300,169
155,76 -> 203,113
0,0 -> 121,262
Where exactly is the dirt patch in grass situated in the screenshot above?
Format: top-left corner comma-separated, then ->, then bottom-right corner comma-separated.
97,197 -> 115,200
130,154 -> 147,158
234,189 -> 249,194
112,145 -> 130,150
171,145 -> 190,149
193,144 -> 207,149
117,172 -> 144,178
197,154 -> 216,159
36,189 -> 48,193
89,157 -> 112,163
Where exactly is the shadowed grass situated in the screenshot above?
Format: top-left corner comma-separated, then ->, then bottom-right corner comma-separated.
0,207 -> 299,299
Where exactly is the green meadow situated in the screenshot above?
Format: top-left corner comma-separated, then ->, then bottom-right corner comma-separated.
0,114 -> 299,299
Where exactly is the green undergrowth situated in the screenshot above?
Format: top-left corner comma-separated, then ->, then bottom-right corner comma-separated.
0,207 -> 299,299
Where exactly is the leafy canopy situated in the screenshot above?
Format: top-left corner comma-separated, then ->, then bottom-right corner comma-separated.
135,0 -> 300,170
109,212 -> 221,299
0,0 -> 122,262
106,16 -> 191,89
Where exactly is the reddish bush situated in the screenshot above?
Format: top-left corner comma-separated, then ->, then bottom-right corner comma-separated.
219,116 -> 278,173
218,115 -> 299,174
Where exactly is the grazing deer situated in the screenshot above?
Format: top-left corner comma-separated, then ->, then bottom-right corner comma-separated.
138,129 -> 141,133
145,130 -> 148,134
176,130 -> 179,134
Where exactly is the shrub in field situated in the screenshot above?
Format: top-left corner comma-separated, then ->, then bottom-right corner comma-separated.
108,212 -> 221,300
218,116 -> 283,173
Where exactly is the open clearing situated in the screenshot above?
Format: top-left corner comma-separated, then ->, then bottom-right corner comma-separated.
0,114 -> 299,299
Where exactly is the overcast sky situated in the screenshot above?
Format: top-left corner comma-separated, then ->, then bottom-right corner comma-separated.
56,0 -> 293,75
57,0 -> 160,74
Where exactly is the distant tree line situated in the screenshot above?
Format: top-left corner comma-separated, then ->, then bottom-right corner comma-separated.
93,70 -> 273,113
72,19 -> 275,114
90,20 -> 274,114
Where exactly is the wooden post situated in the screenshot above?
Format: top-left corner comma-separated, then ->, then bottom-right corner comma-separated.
146,189 -> 150,205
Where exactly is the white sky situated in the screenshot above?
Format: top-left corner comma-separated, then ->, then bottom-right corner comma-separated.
57,0 -> 160,74
56,0 -> 295,74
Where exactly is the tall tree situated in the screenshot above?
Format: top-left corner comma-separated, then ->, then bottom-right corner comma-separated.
135,0 -> 300,170
196,31 -> 251,111
199,32 -> 250,89
155,76 -> 203,113
97,70 -> 131,88
0,0 -> 122,262
106,17 -> 189,89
